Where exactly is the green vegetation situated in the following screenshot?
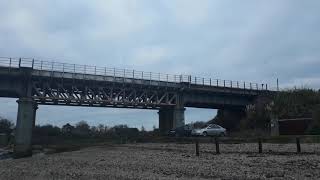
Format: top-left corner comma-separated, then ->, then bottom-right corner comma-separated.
212,88 -> 320,135
271,89 -> 320,135
271,89 -> 320,119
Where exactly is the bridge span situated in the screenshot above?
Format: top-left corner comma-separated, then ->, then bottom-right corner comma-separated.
0,57 -> 270,157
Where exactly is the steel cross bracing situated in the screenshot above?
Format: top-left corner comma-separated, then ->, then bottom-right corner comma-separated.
31,78 -> 178,109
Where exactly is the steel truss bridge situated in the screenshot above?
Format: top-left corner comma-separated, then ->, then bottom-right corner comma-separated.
0,57 -> 269,108
0,57 -> 271,157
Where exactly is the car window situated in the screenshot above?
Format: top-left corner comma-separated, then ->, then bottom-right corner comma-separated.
212,124 -> 219,128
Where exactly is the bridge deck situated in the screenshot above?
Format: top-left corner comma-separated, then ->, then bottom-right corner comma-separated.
0,57 -> 267,91
0,57 -> 271,109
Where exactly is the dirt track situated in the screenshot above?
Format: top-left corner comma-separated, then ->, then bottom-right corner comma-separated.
1,143 -> 320,180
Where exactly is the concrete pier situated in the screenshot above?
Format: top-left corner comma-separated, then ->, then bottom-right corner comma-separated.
14,98 -> 36,158
158,106 -> 185,133
32,104 -> 38,128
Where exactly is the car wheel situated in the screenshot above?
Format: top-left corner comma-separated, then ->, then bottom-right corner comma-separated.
203,132 -> 207,137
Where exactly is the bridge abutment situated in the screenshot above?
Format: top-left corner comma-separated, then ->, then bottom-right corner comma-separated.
14,98 -> 37,158
158,106 -> 185,133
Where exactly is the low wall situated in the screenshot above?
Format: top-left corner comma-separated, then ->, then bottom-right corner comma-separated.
279,118 -> 312,135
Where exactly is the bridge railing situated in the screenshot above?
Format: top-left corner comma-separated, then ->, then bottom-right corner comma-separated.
0,57 -> 268,91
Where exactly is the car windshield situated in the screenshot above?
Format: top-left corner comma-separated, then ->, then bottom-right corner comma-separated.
201,124 -> 208,128
212,124 -> 219,128
206,124 -> 222,129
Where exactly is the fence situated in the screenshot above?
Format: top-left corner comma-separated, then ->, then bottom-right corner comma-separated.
0,57 -> 269,91
159,135 -> 320,156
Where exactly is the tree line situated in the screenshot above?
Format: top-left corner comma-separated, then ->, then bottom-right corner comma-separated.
0,118 -> 151,139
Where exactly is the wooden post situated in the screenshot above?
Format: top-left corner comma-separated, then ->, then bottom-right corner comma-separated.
215,137 -> 220,154
166,74 -> 169,86
52,62 -> 54,76
258,138 -> 262,153
149,72 -> 152,84
195,139 -> 199,156
296,137 -> 301,153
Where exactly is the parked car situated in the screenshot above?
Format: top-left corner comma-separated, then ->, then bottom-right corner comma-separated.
168,125 -> 193,137
191,124 -> 226,137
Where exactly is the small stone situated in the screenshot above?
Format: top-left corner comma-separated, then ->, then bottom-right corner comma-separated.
305,174 -> 312,177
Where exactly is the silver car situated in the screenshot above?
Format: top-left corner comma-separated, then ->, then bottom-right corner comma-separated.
191,124 -> 226,136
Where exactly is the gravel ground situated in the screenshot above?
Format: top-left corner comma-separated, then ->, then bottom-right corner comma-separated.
0,143 -> 320,180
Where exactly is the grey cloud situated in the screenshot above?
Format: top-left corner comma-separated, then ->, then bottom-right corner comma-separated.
0,1 -> 319,129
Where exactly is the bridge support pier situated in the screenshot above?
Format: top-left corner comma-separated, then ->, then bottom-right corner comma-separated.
215,108 -> 247,131
158,106 -> 185,133
14,98 -> 37,158
33,104 -> 38,128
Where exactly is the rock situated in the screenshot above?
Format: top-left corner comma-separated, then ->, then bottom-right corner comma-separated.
305,173 -> 312,177
265,171 -> 284,178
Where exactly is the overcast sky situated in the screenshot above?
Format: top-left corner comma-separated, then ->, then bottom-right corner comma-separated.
0,1 -> 320,130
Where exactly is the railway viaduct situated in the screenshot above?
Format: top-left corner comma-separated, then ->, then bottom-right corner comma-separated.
0,57 -> 271,157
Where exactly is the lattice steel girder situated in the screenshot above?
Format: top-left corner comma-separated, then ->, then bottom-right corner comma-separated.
31,79 -> 178,108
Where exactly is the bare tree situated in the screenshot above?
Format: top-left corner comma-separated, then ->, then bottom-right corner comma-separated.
0,117 -> 14,135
